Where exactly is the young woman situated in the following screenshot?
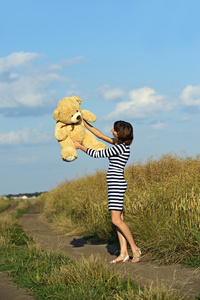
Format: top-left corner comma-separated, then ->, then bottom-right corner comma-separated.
72,120 -> 141,263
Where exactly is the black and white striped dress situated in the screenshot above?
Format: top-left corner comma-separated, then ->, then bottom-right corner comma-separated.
86,143 -> 130,211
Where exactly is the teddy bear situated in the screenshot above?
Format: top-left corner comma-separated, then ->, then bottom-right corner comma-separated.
53,96 -> 107,162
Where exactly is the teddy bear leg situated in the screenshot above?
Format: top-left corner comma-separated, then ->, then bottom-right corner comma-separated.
61,147 -> 78,162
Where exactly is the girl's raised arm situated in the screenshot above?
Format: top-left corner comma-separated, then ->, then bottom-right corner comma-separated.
83,120 -> 116,145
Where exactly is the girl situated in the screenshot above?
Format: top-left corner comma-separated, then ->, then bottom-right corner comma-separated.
72,120 -> 141,263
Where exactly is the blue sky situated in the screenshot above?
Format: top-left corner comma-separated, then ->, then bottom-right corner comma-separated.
0,0 -> 200,195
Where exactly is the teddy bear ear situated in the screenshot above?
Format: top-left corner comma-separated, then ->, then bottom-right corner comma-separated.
71,96 -> 82,105
53,108 -> 60,121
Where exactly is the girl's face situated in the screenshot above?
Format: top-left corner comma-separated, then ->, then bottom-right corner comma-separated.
111,128 -> 118,138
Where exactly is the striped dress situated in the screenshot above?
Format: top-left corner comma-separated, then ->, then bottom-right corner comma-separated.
86,143 -> 130,211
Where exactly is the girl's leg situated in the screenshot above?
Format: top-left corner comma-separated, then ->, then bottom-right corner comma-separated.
117,212 -> 128,256
110,210 -> 141,261
109,212 -> 129,263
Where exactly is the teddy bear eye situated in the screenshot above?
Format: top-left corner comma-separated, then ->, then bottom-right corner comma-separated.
76,110 -> 78,112
71,115 -> 73,117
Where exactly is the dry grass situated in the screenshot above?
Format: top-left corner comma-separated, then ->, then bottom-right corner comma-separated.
37,153 -> 200,264
114,286 -> 185,300
0,201 -> 29,231
0,196 -> 11,212
47,255 -> 184,300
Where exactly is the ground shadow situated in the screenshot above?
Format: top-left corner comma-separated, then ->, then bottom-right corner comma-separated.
70,237 -> 120,257
106,243 -> 120,256
70,237 -> 107,247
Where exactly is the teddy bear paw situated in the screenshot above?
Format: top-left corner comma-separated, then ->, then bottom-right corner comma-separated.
62,156 -> 77,162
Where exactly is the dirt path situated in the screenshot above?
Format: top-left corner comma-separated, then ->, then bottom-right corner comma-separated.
0,273 -> 35,300
1,204 -> 200,299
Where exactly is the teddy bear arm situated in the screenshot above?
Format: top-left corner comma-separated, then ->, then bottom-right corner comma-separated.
55,122 -> 68,141
82,110 -> 97,123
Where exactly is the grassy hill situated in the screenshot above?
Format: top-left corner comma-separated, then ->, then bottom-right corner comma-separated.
37,153 -> 200,265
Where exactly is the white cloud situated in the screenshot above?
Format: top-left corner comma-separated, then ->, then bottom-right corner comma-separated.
0,72 -> 67,108
97,85 -> 126,100
0,52 -> 42,74
180,85 -> 200,106
0,126 -> 52,145
104,87 -> 174,120
0,52 -> 83,111
179,115 -> 191,122
151,121 -> 167,130
48,56 -> 84,71
9,73 -> 19,79
65,83 -> 81,97
129,87 -> 163,105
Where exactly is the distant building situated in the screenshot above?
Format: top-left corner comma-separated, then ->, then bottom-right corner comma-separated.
11,195 -> 28,200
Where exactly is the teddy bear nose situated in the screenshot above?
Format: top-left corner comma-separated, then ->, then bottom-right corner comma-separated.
77,115 -> 81,120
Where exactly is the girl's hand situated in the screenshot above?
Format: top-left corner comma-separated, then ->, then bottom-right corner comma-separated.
71,138 -> 81,149
72,138 -> 87,153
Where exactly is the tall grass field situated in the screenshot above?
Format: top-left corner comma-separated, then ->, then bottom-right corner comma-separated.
37,153 -> 200,265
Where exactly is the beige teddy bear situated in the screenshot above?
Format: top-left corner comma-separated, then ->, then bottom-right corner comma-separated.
53,96 -> 107,162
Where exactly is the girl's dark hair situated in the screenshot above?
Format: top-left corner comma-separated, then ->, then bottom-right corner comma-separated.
114,121 -> 133,145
